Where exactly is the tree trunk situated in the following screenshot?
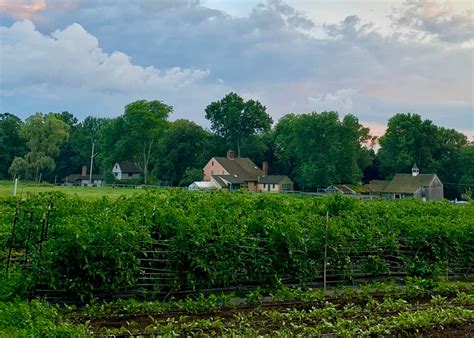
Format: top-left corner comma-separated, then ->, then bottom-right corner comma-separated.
237,140 -> 241,158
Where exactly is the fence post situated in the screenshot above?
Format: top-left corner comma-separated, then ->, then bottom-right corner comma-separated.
13,177 -> 18,197
324,211 -> 329,293
6,200 -> 20,273
38,212 -> 47,257
24,211 -> 34,265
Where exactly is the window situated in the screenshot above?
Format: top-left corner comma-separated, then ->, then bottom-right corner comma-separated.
222,171 -> 225,175
212,161 -> 214,166
272,184 -> 275,189
281,183 -> 290,191
211,170 -> 214,175
128,173 -> 133,177
114,172 -> 118,177
263,184 -> 266,188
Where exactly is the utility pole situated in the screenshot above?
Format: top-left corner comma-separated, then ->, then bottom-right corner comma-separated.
89,142 -> 98,185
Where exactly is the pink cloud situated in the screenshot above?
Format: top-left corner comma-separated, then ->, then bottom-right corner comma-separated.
0,0 -> 46,20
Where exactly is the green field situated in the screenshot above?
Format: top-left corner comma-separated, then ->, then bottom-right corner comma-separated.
0,180 -> 152,199
1,189 -> 473,335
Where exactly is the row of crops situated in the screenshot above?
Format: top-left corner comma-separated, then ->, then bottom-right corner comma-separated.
0,190 -> 473,300
2,279 -> 473,336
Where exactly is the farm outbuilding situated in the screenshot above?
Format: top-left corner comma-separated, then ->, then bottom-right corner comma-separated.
188,181 -> 216,191
112,161 -> 141,180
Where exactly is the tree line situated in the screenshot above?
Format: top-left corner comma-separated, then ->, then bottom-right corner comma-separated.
1,93 -> 472,198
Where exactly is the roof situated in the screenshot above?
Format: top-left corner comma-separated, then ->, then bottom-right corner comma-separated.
213,157 -> 263,181
383,174 -> 438,194
188,181 -> 216,190
63,174 -> 103,182
327,184 -> 356,194
365,180 -> 390,193
118,161 -> 140,173
211,175 -> 227,188
214,174 -> 245,184
258,175 -> 291,184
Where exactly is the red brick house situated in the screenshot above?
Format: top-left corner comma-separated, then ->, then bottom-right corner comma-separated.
203,150 -> 293,192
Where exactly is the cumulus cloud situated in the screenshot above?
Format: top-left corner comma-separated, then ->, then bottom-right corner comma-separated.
0,20 -> 209,95
0,20 -> 231,120
0,0 -> 472,133
392,0 -> 474,44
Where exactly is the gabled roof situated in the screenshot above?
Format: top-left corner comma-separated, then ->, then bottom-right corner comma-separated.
366,180 -> 390,193
63,174 -> 103,182
118,161 -> 140,173
327,184 -> 356,194
214,174 -> 244,184
211,175 -> 227,188
258,175 -> 291,184
213,157 -> 263,181
383,174 -> 439,194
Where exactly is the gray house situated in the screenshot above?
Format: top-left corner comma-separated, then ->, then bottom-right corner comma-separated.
379,164 -> 444,201
112,161 -> 141,180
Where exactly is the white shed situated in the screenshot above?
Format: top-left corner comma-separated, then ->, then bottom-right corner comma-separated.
188,181 -> 216,191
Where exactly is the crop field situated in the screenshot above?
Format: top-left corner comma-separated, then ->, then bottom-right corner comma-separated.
0,189 -> 473,335
1,279 -> 473,336
0,180 -> 151,199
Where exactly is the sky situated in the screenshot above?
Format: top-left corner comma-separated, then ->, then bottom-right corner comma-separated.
0,0 -> 473,139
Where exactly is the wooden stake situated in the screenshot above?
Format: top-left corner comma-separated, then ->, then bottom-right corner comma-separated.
324,211 -> 329,292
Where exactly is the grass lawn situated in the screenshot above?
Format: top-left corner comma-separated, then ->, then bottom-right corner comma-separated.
0,180 -> 153,199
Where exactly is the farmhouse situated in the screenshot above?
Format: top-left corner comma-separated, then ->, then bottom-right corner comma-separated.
202,150 -> 293,192
366,164 -> 444,201
63,166 -> 103,186
112,161 -> 141,180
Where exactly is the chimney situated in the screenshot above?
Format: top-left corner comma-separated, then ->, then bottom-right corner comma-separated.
227,149 -> 235,160
81,165 -> 87,177
262,161 -> 268,176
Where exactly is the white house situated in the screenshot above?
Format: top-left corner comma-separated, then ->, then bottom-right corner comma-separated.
112,161 -> 141,180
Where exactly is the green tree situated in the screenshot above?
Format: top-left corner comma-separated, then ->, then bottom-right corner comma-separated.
378,113 -> 467,198
9,113 -> 69,181
205,92 -> 273,157
459,145 -> 474,198
154,119 -> 209,185
274,112 -> 372,190
49,111 -> 84,181
378,114 -> 438,177
120,100 -> 172,184
0,113 -> 27,178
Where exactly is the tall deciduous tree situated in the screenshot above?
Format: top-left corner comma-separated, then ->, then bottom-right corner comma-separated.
0,113 -> 26,178
377,113 -> 467,198
121,100 -> 172,184
9,113 -> 69,181
458,145 -> 474,198
274,111 -> 372,190
205,92 -> 273,157
154,119 -> 209,185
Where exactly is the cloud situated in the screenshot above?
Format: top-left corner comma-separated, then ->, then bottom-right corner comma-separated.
0,0 -> 46,20
308,88 -> 356,114
392,0 -> 474,44
0,20 -> 230,120
0,0 -> 472,134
